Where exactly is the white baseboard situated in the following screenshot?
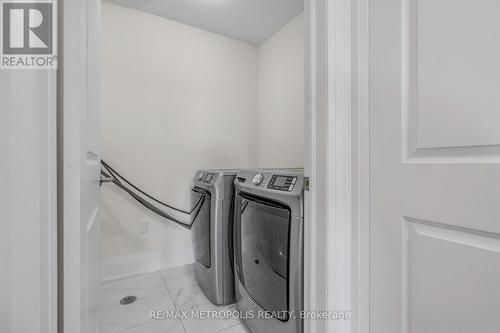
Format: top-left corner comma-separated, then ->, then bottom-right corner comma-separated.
100,246 -> 194,282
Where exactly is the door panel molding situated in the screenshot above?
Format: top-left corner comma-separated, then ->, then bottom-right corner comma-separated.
402,0 -> 500,164
403,217 -> 500,333
370,0 -> 500,331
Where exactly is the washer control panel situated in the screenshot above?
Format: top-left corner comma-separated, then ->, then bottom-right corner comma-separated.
199,172 -> 216,184
267,175 -> 298,192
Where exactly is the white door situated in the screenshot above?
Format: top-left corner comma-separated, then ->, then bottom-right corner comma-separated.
64,0 -> 101,332
370,0 -> 500,332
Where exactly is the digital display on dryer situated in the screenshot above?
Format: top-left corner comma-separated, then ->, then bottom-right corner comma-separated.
273,176 -> 288,187
267,175 -> 297,191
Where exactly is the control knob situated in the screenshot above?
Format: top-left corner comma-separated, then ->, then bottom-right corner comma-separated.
252,173 -> 263,186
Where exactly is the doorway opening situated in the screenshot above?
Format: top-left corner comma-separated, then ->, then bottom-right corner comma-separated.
98,1 -> 305,333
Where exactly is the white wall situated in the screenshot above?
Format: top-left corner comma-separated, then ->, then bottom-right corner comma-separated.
0,70 -> 11,333
101,3 -> 304,278
0,71 -> 57,332
100,2 -> 259,271
257,13 -> 304,167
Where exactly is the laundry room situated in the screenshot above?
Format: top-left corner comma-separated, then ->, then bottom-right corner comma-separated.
6,0 -> 500,331
99,1 -> 304,332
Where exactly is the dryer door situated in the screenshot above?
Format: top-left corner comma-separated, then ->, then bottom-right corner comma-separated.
235,192 -> 291,321
191,187 -> 211,268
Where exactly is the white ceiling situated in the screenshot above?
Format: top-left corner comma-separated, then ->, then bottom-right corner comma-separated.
106,0 -> 304,45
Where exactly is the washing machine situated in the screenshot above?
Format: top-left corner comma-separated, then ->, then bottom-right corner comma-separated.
191,169 -> 238,306
233,169 -> 304,333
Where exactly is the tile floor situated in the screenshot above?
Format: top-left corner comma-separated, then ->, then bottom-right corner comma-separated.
99,264 -> 251,333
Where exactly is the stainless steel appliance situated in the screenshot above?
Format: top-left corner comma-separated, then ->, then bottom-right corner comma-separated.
234,169 -> 304,333
191,169 -> 238,306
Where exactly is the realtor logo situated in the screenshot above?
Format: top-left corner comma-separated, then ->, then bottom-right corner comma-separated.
1,0 -> 57,69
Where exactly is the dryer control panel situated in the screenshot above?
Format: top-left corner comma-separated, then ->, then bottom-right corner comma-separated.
267,175 -> 297,192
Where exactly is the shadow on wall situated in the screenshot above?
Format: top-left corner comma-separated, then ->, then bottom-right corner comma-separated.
100,184 -> 193,257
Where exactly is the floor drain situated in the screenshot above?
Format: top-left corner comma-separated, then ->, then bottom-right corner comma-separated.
120,295 -> 137,305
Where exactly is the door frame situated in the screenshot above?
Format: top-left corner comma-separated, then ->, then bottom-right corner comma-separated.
61,0 -> 82,329
351,0 -> 370,331
59,0 -> 371,331
61,0 -> 101,332
304,0 -> 369,332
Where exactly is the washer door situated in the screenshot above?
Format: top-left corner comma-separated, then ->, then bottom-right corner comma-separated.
235,192 -> 291,321
191,187 -> 211,268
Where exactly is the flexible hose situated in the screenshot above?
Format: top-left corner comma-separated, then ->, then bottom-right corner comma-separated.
101,160 -> 201,215
100,161 -> 206,230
